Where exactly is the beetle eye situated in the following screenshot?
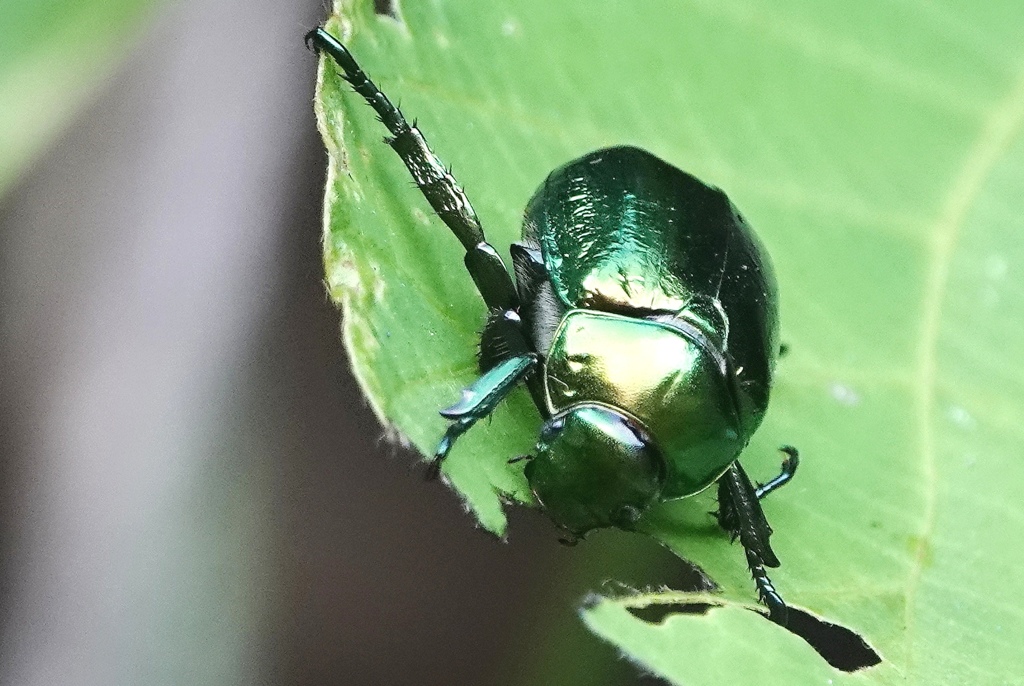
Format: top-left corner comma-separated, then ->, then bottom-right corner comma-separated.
539,417 -> 566,443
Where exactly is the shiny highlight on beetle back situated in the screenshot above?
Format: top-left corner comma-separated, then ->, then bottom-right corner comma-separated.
544,310 -> 744,498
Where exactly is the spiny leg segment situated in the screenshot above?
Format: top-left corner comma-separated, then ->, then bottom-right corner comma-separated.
306,27 -> 518,312
745,548 -> 787,624
717,458 -> 793,626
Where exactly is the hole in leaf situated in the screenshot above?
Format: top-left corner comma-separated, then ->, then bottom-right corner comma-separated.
624,602 -> 882,673
667,556 -> 719,593
627,602 -> 715,622
783,607 -> 882,672
373,0 -> 399,19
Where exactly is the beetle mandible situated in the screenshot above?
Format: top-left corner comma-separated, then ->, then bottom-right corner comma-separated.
307,26 -> 801,625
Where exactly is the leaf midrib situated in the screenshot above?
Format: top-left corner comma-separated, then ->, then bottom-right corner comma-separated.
905,58 -> 1024,672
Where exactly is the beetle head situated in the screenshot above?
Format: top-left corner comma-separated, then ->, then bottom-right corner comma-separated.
525,403 -> 666,537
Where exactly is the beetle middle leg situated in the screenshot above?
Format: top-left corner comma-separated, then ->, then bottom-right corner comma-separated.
307,28 -> 518,313
716,462 -> 788,625
745,548 -> 787,625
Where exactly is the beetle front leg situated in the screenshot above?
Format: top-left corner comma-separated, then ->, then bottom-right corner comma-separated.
427,417 -> 476,481
480,309 -> 549,418
755,445 -> 800,500
425,352 -> 538,480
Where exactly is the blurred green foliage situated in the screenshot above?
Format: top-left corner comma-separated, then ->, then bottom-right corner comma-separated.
0,0 -> 157,193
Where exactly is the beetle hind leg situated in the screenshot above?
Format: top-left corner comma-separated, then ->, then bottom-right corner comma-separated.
307,27 -> 518,312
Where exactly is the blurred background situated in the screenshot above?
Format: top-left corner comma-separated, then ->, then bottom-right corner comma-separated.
0,0 -> 685,683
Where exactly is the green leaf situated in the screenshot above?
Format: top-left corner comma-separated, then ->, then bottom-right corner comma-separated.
0,0 -> 157,194
313,0 -> 1024,682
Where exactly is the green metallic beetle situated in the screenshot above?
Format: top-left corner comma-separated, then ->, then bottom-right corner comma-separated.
308,27 -> 800,625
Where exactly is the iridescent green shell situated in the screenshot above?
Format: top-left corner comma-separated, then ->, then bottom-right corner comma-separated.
521,146 -> 780,497
523,146 -> 779,441
543,310 -> 744,497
